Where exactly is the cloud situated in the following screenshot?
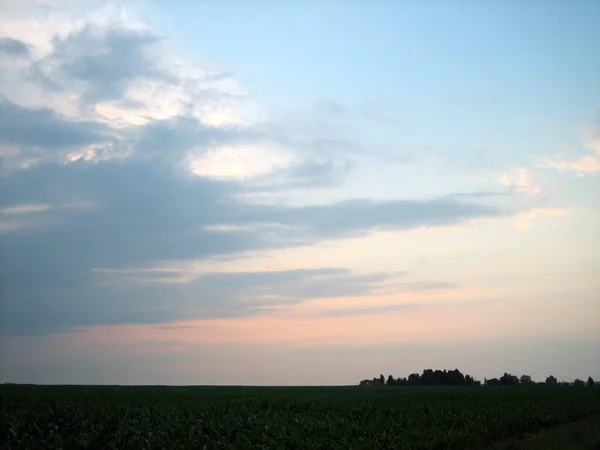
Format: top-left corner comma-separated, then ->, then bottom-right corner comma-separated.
269,197 -> 509,240
0,151 -> 502,336
448,191 -> 512,199
0,1 -> 522,338
514,207 -> 569,230
536,117 -> 600,175
29,25 -> 168,104
189,141 -> 298,181
194,268 -> 402,303
0,37 -> 30,56
1,156 -> 505,274
0,141 -> 513,336
0,203 -> 51,215
244,159 -> 352,192
1,265 -> 424,335
0,4 -> 250,128
306,303 -> 420,319
43,293 -> 512,352
499,167 -> 543,196
0,95 -> 109,151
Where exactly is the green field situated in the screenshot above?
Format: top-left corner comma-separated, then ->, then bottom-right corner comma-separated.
2,384 -> 599,449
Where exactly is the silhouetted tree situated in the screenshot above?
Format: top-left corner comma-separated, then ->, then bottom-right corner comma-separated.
545,375 -> 557,385
408,373 -> 421,386
588,377 -> 595,387
421,369 -> 435,386
499,373 -> 519,386
360,368 -> 478,387
396,377 -> 408,386
485,378 -> 500,386
520,375 -> 533,384
464,375 -> 481,386
447,369 -> 466,386
573,379 -> 584,387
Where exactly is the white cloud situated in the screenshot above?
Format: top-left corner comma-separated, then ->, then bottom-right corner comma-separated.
0,204 -> 51,215
188,142 -> 299,180
0,0 -> 378,188
499,167 -> 543,196
0,0 -> 304,189
0,0 -> 259,167
536,120 -> 600,175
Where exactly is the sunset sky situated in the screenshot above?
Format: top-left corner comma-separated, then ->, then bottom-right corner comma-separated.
1,0 -> 599,386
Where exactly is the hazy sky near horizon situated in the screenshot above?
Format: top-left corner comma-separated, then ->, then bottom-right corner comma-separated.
1,0 -> 599,385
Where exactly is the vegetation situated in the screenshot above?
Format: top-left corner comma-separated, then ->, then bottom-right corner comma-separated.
359,369 -> 597,388
489,413 -> 600,450
359,368 -> 480,386
1,382 -> 600,449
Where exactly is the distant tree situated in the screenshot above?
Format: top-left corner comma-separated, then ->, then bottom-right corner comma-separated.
448,369 -> 466,386
485,378 -> 500,386
360,369 -> 481,387
545,375 -> 558,385
408,373 -> 421,386
432,370 -> 444,385
396,377 -> 408,386
464,375 -> 481,386
520,375 -> 533,384
421,369 -> 436,386
499,373 -> 519,386
573,379 -> 584,387
588,377 -> 595,387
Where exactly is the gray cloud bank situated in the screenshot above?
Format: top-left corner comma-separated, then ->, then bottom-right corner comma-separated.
0,16 -> 516,336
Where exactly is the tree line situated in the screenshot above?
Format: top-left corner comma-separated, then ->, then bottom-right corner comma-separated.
359,369 -> 479,386
359,369 -> 596,387
483,373 -> 595,387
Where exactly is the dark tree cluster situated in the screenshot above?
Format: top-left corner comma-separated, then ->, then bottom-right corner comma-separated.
359,369 -> 481,387
483,374 -> 597,387
359,371 -> 597,387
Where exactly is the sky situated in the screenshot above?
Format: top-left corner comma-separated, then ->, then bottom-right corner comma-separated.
0,0 -> 599,386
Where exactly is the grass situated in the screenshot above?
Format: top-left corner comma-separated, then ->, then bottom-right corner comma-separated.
1,384 -> 599,449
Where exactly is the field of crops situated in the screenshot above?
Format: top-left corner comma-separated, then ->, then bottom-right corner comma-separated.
2,384 -> 599,449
